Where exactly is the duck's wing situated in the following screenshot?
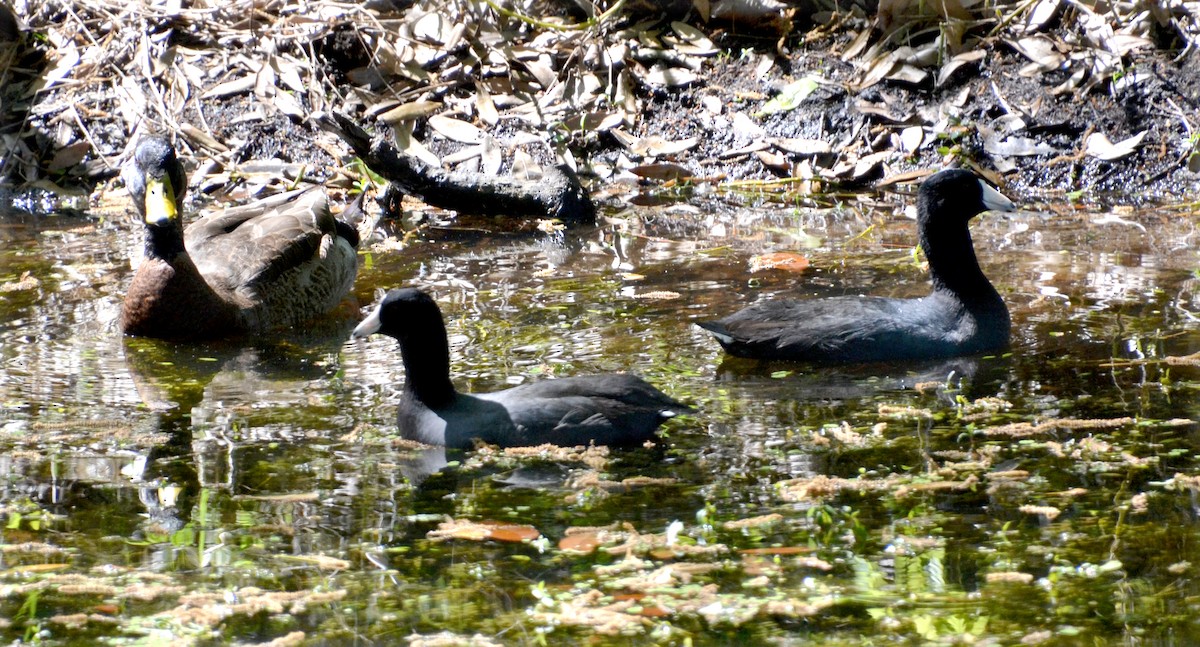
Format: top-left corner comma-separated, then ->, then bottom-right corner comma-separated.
186,187 -> 329,291
185,187 -> 359,328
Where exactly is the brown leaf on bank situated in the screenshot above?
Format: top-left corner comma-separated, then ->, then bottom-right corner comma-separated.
631,163 -> 694,181
378,101 -> 441,124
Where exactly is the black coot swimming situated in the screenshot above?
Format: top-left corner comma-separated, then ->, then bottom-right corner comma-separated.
352,288 -> 694,449
697,168 -> 1016,363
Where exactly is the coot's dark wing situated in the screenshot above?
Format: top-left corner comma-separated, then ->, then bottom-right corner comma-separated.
477,374 -> 692,447
699,295 -> 964,362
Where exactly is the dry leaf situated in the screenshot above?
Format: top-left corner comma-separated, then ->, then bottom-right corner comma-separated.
273,92 -> 305,120
898,126 -> 924,153
750,252 -> 810,273
203,75 -> 254,99
936,50 -> 985,86
667,21 -> 717,56
428,115 -> 484,144
559,532 -> 602,553
1008,36 -> 1066,72
642,66 -> 698,88
378,101 -> 441,124
770,137 -> 831,156
630,163 -> 693,181
1084,130 -> 1147,161
629,136 -> 699,158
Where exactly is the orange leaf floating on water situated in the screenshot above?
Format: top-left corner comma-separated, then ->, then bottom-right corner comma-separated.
428,518 -> 541,543
487,522 -> 542,543
739,546 -> 812,556
4,563 -> 71,574
750,252 -> 810,273
638,605 -> 671,617
559,532 -> 602,554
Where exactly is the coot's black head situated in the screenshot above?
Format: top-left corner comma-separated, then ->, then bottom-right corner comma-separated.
918,169 -> 1014,227
124,135 -> 187,230
352,287 -> 443,341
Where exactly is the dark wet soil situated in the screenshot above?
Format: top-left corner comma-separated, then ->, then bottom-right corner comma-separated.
5,7 -> 1199,213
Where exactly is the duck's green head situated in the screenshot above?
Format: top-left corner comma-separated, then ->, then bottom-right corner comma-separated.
125,135 -> 186,229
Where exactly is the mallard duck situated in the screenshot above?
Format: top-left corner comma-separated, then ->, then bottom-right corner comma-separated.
697,168 -> 1016,363
352,288 -> 694,449
121,135 -> 360,340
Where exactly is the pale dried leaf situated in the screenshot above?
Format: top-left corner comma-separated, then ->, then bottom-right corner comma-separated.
26,45 -> 79,97
668,21 -> 717,56
474,82 -> 499,126
511,150 -> 542,180
443,146 -> 481,165
841,29 -> 873,61
255,61 -> 276,98
982,128 -> 1055,157
429,115 -> 485,144
481,136 -> 501,176
273,56 -> 305,94
413,12 -> 450,45
117,76 -> 148,130
378,101 -> 441,124
853,51 -> 899,91
885,63 -> 928,85
392,121 -> 442,168
631,136 -> 699,157
720,141 -> 770,158
179,125 -> 228,153
770,137 -> 831,156
755,149 -> 788,170
852,151 -> 891,178
523,55 -> 557,88
898,126 -> 924,153
936,50 -> 985,86
273,92 -> 305,120
1104,33 -> 1153,57
203,75 -> 254,99
563,112 -> 624,132
1023,0 -> 1062,33
731,111 -> 766,138
642,66 -> 698,88
1085,130 -> 1147,161
1008,36 -> 1066,71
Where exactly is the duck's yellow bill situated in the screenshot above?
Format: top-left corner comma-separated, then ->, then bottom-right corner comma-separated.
144,177 -> 178,226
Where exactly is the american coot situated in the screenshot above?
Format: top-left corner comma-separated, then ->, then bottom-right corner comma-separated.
122,135 -> 360,340
697,168 -> 1016,363
352,288 -> 694,449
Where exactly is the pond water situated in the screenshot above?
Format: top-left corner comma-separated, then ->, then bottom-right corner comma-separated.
2,181 -> 1200,645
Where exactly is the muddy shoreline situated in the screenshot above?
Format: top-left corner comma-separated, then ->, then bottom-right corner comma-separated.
3,2 -> 1199,217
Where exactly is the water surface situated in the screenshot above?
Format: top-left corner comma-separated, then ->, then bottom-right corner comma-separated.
2,186 -> 1199,644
